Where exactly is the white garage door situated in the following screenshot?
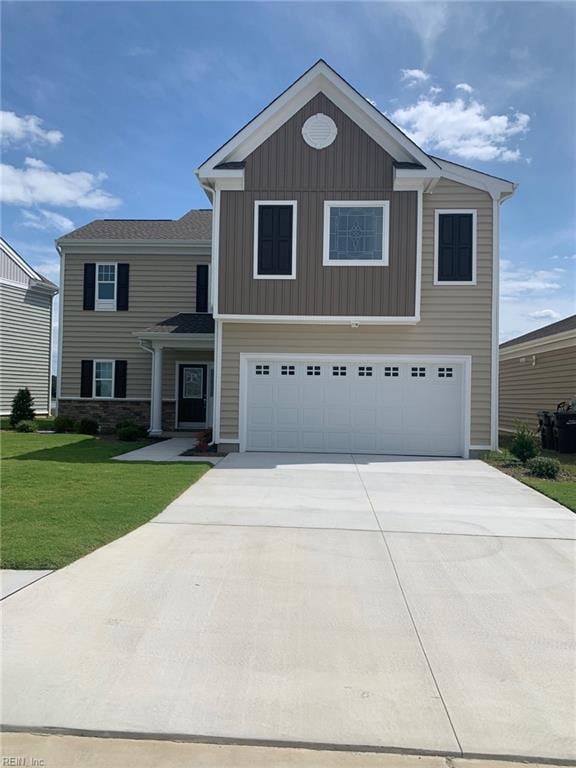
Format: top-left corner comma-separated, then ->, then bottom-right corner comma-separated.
242,358 -> 466,456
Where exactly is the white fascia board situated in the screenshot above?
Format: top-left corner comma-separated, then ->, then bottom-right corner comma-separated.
0,237 -> 43,281
432,157 -> 517,199
215,314 -> 420,325
197,62 -> 436,176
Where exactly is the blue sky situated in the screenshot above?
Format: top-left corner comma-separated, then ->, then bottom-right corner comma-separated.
2,1 -> 575,353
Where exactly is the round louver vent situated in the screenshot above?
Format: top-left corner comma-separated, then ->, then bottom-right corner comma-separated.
301,113 -> 338,149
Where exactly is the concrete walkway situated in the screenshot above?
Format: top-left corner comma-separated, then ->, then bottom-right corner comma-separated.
113,438 -> 222,464
1,569 -> 52,599
2,454 -> 575,762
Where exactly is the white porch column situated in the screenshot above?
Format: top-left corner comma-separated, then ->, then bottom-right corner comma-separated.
149,345 -> 163,436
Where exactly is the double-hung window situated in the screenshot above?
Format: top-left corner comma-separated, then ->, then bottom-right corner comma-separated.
254,201 -> 297,279
435,210 -> 477,284
323,201 -> 389,266
96,263 -> 117,310
94,360 -> 114,398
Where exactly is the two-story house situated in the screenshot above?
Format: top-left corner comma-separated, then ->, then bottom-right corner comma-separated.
57,60 -> 516,457
1,237 -> 58,416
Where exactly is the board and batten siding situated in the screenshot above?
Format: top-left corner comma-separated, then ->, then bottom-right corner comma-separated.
0,282 -> 52,414
218,92 -> 417,317
219,179 -> 494,447
60,249 -> 211,400
500,347 -> 576,431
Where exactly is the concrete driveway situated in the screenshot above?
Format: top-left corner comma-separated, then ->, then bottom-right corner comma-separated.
2,454 -> 575,762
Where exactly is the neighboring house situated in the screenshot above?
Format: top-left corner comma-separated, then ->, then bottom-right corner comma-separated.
499,315 -> 576,431
0,238 -> 58,415
57,60 -> 517,457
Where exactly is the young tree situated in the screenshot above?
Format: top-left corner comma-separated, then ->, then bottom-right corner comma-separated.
10,387 -> 35,427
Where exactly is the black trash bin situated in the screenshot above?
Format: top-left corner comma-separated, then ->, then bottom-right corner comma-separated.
537,410 -> 554,449
553,412 -> 576,454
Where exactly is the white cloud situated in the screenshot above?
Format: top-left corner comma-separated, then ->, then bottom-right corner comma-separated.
400,68 -> 430,86
527,309 -> 561,321
500,260 -> 562,301
20,208 -> 74,233
390,95 -> 530,162
456,82 -> 474,94
33,258 -> 60,282
0,111 -> 63,147
428,86 -> 443,97
1,158 -> 121,210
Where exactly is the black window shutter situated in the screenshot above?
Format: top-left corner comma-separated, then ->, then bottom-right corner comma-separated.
257,205 -> 293,275
80,360 -> 93,397
116,264 -> 129,311
83,263 -> 96,310
438,214 -> 473,281
114,360 -> 127,398
196,264 -> 209,313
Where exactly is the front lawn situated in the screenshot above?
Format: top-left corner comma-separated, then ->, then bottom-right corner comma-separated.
1,432 -> 210,569
483,433 -> 576,513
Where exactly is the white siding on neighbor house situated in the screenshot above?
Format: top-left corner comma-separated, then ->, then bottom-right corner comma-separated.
219,179 -> 494,447
0,282 -> 53,414
60,248 -> 211,399
0,246 -> 30,286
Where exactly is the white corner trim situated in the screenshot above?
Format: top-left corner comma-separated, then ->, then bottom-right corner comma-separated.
215,314 -> 420,325
213,319 -> 223,443
238,352 -> 471,458
322,201 -> 390,267
211,186 -> 221,314
491,197 -> 500,450
253,200 -> 297,280
433,209 -> 477,286
415,188 -> 423,320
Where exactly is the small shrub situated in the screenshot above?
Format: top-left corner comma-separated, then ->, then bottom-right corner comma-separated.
53,415 -> 75,433
527,456 -> 561,480
117,424 -> 147,442
76,417 -> 100,435
15,420 -> 37,433
509,424 -> 539,464
10,388 -> 35,427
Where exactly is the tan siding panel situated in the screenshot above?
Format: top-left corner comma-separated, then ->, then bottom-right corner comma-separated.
220,179 -> 494,447
0,283 -> 52,413
60,249 -> 211,399
500,347 -> 576,431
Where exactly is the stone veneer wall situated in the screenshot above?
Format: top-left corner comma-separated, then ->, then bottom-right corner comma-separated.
57,399 -> 181,433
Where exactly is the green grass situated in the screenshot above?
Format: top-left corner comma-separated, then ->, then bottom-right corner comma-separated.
483,433 -> 576,513
1,432 -> 210,569
1,416 -> 55,431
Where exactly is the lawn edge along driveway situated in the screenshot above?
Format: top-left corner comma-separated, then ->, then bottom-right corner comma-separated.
1,432 -> 211,570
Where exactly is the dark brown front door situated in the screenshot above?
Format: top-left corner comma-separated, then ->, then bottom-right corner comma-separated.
178,364 -> 207,425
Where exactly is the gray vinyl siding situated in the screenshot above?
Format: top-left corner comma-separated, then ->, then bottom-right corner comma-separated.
0,247 -> 30,285
500,346 -> 576,431
218,92 -> 417,317
0,282 -> 52,414
219,179 -> 494,446
60,249 -> 211,399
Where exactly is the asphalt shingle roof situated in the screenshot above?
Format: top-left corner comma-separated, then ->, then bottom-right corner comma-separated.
139,313 -> 215,335
500,314 -> 576,349
58,209 -> 212,242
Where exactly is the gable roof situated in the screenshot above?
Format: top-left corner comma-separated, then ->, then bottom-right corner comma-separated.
0,237 -> 58,291
500,314 -> 576,349
197,59 -> 440,178
58,209 -> 212,243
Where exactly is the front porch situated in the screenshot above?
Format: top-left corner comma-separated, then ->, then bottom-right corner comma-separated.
134,313 -> 215,436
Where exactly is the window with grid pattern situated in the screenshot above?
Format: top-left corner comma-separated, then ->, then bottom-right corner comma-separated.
306,365 -> 321,376
332,366 -> 347,376
358,366 -> 373,377
255,364 -> 270,376
411,367 -> 426,378
384,366 -> 399,377
281,365 -> 295,376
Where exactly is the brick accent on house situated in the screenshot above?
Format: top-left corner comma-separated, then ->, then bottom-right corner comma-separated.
58,399 -> 150,433
162,401 -> 176,431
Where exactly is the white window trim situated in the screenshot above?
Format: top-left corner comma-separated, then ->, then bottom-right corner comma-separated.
253,200 -> 297,280
93,359 -> 115,399
323,200 -> 390,267
95,262 -> 117,311
434,209 -> 477,286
